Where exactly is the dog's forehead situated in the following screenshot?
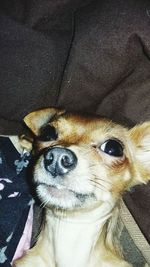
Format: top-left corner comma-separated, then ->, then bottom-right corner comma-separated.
51,113 -> 128,143
52,113 -> 108,131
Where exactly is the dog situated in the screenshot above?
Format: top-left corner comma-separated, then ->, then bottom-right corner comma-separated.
14,107 -> 150,267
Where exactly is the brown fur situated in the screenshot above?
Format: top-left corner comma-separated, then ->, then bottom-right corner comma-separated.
14,108 -> 150,267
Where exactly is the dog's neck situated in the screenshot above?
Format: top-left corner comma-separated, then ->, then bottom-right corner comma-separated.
45,201 -> 115,267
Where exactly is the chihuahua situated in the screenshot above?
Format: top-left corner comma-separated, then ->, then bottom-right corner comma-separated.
14,108 -> 150,267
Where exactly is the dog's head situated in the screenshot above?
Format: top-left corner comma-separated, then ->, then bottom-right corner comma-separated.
24,108 -> 150,211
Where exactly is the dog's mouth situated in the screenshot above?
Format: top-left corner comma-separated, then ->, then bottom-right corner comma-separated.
35,182 -> 95,209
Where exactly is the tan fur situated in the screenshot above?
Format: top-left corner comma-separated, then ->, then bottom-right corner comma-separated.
14,108 -> 150,267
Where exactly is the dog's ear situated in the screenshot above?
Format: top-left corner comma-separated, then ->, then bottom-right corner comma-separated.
24,108 -> 65,135
129,122 -> 150,183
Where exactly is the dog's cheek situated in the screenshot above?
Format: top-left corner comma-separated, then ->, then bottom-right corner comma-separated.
33,157 -> 50,184
108,157 -> 133,196
90,164 -> 112,202
89,156 -> 131,201
63,157 -> 94,194
95,189 -> 113,202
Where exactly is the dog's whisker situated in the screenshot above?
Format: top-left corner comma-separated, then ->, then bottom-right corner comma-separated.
92,175 -> 112,186
40,198 -> 51,209
89,163 -> 97,168
40,202 -> 47,209
91,177 -> 111,186
89,179 -> 108,192
40,201 -> 45,209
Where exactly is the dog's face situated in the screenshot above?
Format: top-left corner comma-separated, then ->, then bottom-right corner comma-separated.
24,108 -> 150,211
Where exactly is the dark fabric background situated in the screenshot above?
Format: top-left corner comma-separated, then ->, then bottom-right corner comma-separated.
0,0 -> 150,250
0,0 -> 150,134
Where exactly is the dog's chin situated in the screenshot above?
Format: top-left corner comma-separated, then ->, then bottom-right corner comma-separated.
36,183 -> 94,210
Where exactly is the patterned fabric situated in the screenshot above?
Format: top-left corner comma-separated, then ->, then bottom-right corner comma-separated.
0,137 -> 32,266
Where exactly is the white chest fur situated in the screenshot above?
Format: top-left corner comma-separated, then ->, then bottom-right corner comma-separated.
46,203 -> 113,267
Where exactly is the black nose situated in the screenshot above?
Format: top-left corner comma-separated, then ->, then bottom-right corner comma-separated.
43,147 -> 77,177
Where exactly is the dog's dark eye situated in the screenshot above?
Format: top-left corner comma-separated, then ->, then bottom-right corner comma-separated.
100,139 -> 123,157
38,125 -> 58,142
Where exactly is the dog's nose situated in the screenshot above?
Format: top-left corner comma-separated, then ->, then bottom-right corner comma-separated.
43,147 -> 77,177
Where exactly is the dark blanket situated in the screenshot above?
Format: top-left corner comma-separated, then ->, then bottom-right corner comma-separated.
0,0 -> 150,261
0,137 -> 32,266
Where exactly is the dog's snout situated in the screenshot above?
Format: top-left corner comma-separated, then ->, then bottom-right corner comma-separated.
44,147 -> 77,177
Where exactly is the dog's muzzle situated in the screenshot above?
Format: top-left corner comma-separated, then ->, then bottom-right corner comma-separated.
43,147 -> 77,177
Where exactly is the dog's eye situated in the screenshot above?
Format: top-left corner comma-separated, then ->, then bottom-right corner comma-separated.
100,139 -> 123,157
38,125 -> 58,142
